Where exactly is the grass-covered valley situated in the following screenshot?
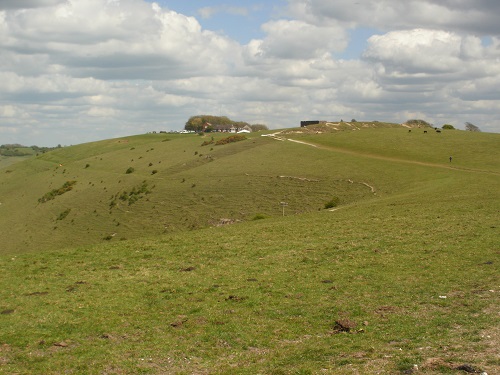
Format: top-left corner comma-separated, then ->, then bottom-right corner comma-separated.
0,125 -> 499,374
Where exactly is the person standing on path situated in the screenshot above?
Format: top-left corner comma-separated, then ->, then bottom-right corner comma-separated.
449,156 -> 452,162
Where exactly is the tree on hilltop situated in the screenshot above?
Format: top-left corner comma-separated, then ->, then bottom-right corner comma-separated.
404,119 -> 433,128
185,117 -> 203,132
250,124 -> 269,132
185,115 -> 267,133
465,122 -> 481,132
185,115 -> 233,132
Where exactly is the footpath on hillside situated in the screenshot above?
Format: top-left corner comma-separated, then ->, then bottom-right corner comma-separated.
262,132 -> 500,176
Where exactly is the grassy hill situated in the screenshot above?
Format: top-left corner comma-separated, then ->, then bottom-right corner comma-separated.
0,125 -> 499,374
0,130 -> 382,254
0,155 -> 33,170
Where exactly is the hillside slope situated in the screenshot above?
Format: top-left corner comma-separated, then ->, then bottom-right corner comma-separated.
0,130 -> 370,254
1,127 -> 499,256
0,126 -> 499,374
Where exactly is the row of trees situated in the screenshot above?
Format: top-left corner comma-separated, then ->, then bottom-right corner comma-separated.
185,116 -> 481,133
405,120 -> 481,132
184,115 -> 268,132
0,144 -> 56,156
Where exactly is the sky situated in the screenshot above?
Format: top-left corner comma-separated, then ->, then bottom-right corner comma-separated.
1,0 -> 499,146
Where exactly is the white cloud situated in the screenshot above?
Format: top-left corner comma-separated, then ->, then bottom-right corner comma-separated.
87,106 -> 117,117
1,0 -> 238,80
0,105 -> 27,118
198,5 -> 249,19
197,6 -> 217,19
0,0 -> 499,146
286,0 -> 500,36
364,29 -> 463,75
258,20 -> 348,59
0,0 -> 65,10
363,28 -> 500,101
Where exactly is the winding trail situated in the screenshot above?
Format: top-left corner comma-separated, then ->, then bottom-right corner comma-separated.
263,132 -> 500,176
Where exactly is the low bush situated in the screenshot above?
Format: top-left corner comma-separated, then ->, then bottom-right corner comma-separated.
110,181 -> 152,208
38,181 -> 77,203
324,197 -> 340,209
201,140 -> 214,146
215,134 -> 246,145
125,167 -> 134,174
252,213 -> 268,220
56,208 -> 71,221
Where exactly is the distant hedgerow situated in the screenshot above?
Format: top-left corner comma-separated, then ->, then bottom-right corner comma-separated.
38,181 -> 77,203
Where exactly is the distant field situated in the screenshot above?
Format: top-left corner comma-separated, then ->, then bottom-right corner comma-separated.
0,155 -> 33,169
0,126 -> 498,374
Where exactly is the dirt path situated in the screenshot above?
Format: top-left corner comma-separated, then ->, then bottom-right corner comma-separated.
264,132 -> 499,176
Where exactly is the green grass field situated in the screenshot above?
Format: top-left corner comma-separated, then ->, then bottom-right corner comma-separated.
0,155 -> 33,170
0,126 -> 498,374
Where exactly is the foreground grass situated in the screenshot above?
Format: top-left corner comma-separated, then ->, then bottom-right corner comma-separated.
1,178 -> 498,374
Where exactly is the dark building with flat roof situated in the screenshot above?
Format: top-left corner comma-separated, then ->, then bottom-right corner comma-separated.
301,120 -> 325,127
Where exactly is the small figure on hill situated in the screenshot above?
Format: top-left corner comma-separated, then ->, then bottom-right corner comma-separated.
449,156 -> 452,163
